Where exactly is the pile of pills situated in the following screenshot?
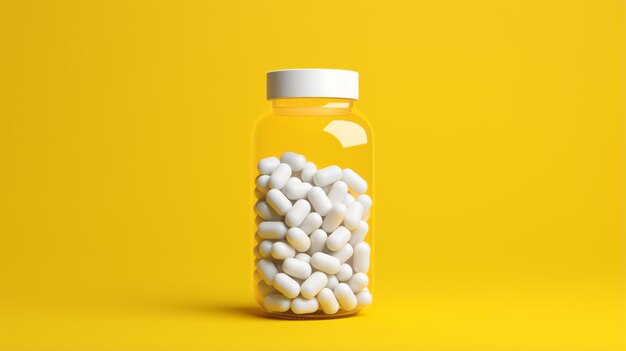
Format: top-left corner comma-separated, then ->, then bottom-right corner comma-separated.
253,152 -> 372,316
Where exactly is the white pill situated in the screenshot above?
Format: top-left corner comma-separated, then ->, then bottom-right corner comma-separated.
258,221 -> 287,239
254,201 -> 282,221
344,201 -> 364,230
257,259 -> 278,285
285,199 -> 311,227
257,279 -> 277,297
336,263 -> 354,282
257,156 -> 280,175
268,163 -> 292,190
356,194 -> 372,220
295,252 -> 311,263
283,177 -> 313,200
273,273 -> 300,298
308,229 -> 328,254
280,152 -> 306,172
307,187 -> 333,216
259,240 -> 273,258
334,283 -> 357,311
300,162 -> 317,183
349,221 -> 368,246
266,189 -> 292,215
353,242 -> 371,273
331,243 -> 353,263
317,288 -> 340,314
299,212 -> 322,234
343,193 -> 356,206
255,174 -> 270,193
348,272 -> 369,293
325,274 -> 339,289
310,252 -> 341,274
286,227 -> 311,252
264,294 -> 291,312
342,168 -> 367,194
322,203 -> 347,233
300,271 -> 328,298
327,181 -> 349,204
291,297 -> 319,314
313,165 -> 343,187
282,257 -> 312,280
356,288 -> 372,308
327,226 -> 351,251
271,241 -> 296,260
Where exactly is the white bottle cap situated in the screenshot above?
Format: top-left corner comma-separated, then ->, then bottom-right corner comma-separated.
267,69 -> 359,100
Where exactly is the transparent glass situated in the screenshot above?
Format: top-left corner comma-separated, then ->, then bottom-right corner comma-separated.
252,97 -> 373,319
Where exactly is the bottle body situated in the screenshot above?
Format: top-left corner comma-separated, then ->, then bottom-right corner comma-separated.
252,98 -> 373,319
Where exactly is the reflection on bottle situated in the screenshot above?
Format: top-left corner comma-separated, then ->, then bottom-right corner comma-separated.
323,120 -> 368,148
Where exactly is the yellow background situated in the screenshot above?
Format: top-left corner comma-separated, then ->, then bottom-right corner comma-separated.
1,0 -> 625,350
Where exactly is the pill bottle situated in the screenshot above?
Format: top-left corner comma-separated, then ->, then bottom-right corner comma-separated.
252,69 -> 373,319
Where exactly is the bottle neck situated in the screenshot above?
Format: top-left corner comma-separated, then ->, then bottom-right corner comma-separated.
271,98 -> 355,116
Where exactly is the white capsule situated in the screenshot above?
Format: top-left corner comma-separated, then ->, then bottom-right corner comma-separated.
325,274 -> 339,289
334,283 -> 357,311
342,168 -> 367,194
344,201 -> 364,230
259,240 -> 273,258
356,288 -> 372,308
327,181 -> 349,204
308,229 -> 328,254
300,271 -> 328,298
322,203 -> 347,233
273,273 -> 300,298
343,193 -> 356,206
349,221 -> 368,246
286,227 -> 311,252
327,226 -> 351,251
295,252 -> 311,263
317,288 -> 340,314
271,241 -> 296,260
353,242 -> 371,273
282,257 -> 312,280
299,212 -> 322,234
348,272 -> 369,293
285,199 -> 311,227
280,152 -> 306,172
283,177 -> 313,200
307,187 -> 333,216
254,201 -> 282,221
331,243 -> 353,263
257,279 -> 277,297
255,174 -> 270,193
257,221 -> 287,239
291,297 -> 319,314
268,163 -> 292,190
264,294 -> 291,312
313,165 -> 343,187
257,156 -> 280,175
356,194 -> 372,220
300,162 -> 317,183
266,189 -> 292,215
257,259 -> 278,285
310,252 -> 341,274
336,263 -> 354,282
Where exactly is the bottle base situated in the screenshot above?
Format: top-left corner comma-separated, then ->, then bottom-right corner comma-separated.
261,309 -> 362,320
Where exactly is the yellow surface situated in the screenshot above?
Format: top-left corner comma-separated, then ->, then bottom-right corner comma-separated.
0,0 -> 624,350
